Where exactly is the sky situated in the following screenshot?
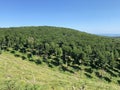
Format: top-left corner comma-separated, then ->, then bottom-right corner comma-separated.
0,0 -> 120,34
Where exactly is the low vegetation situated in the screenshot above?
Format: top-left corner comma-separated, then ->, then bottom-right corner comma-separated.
0,52 -> 120,90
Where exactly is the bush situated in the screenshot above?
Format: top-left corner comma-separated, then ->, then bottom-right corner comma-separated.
35,58 -> 42,64
27,52 -> 32,59
71,64 -> 81,71
2,46 -> 7,50
10,50 -> 15,54
84,68 -> 93,73
29,58 -> 34,62
6,48 -> 10,51
84,72 -> 93,78
48,63 -> 54,68
117,80 -> 120,85
14,54 -> 20,57
21,55 -> 27,60
103,76 -> 111,83
95,71 -> 102,78
0,50 -> 2,54
61,64 -> 74,73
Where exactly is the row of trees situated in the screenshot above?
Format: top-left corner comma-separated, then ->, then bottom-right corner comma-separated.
0,26 -> 120,70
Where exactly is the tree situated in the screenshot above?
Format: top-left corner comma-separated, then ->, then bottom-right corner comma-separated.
55,47 -> 63,56
0,48 -> 2,54
27,52 -> 32,60
44,43 -> 50,55
114,50 -> 119,60
110,52 -> 116,67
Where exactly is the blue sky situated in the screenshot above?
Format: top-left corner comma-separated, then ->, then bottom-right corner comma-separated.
0,0 -> 120,34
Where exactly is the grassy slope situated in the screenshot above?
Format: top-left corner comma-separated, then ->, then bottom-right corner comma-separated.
0,52 -> 120,90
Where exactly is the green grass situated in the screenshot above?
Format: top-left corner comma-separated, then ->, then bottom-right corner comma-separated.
0,52 -> 120,90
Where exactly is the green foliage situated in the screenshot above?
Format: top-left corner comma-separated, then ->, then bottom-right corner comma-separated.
27,52 -> 32,59
0,26 -> 120,71
21,55 -> 27,60
0,46 -> 120,90
10,50 -> 16,54
35,58 -> 42,64
14,53 -> 20,57
0,49 -> 2,54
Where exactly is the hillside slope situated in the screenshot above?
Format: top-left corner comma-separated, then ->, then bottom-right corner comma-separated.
0,52 -> 120,90
0,26 -> 120,90
0,26 -> 120,69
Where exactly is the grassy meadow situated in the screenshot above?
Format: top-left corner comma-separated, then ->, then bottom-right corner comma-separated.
0,52 -> 120,90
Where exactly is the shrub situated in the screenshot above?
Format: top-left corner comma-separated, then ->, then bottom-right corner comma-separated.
103,76 -> 111,83
48,63 -> 54,68
61,64 -> 74,73
71,64 -> 81,70
35,58 -> 42,64
84,72 -> 93,78
27,52 -> 32,59
117,80 -> 120,85
95,71 -> 102,78
14,54 -> 20,57
21,55 -> 27,60
29,58 -> 34,62
0,50 -> 2,54
2,46 -> 7,50
10,50 -> 15,54
84,68 -> 93,73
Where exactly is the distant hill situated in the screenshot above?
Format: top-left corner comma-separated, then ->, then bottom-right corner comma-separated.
0,26 -> 120,89
97,34 -> 120,37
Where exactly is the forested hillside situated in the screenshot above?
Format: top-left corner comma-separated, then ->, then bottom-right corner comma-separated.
0,26 -> 120,88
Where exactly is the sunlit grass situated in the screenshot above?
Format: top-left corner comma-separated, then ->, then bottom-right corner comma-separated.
0,52 -> 120,90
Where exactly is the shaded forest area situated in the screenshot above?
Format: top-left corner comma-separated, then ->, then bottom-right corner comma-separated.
0,26 -> 120,71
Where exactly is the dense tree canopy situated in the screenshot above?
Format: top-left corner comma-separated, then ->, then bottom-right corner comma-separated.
0,26 -> 120,70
